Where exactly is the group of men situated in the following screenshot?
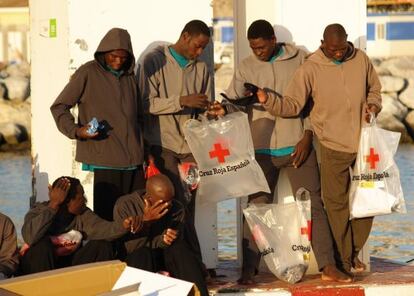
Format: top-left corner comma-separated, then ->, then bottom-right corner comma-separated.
1,17 -> 381,293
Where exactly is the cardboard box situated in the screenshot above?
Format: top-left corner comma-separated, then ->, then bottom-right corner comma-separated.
0,260 -> 199,296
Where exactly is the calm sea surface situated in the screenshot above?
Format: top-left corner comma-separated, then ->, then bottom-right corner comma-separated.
1,145 -> 414,263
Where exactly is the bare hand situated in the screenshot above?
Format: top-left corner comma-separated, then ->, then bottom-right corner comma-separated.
48,178 -> 71,210
364,103 -> 380,123
206,101 -> 226,118
163,228 -> 178,245
257,88 -> 268,104
76,125 -> 98,139
179,94 -> 209,109
143,199 -> 170,222
122,216 -> 141,233
291,130 -> 313,168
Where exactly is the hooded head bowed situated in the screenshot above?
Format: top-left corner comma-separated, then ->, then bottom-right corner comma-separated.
94,28 -> 135,73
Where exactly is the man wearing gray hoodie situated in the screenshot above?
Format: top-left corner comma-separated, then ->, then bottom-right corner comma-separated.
51,28 -> 145,221
226,20 -> 351,284
138,20 -> 212,269
257,24 -> 382,276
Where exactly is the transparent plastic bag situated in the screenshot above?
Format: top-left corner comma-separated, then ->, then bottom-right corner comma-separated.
243,189 -> 311,283
183,111 -> 270,203
349,117 -> 406,219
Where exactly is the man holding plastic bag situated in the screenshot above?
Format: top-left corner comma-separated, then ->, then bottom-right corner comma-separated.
255,24 -> 382,275
224,20 -> 348,284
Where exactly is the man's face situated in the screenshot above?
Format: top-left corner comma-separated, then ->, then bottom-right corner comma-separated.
249,36 -> 276,62
182,33 -> 210,60
104,49 -> 129,70
321,36 -> 349,61
67,185 -> 87,215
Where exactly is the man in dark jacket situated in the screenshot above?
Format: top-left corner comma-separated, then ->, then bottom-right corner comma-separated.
21,177 -> 140,274
50,28 -> 145,221
0,212 -> 19,279
114,174 -> 208,296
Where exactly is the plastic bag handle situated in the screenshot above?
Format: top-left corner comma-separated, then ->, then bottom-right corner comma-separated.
369,111 -> 376,126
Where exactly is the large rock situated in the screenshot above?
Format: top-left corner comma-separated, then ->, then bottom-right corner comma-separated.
379,75 -> 406,93
0,100 -> 31,130
0,123 -> 28,145
6,62 -> 30,78
0,82 -> 6,99
380,56 -> 414,79
380,94 -> 408,121
399,82 -> 414,109
3,76 -> 30,101
405,111 -> 414,134
376,94 -> 412,142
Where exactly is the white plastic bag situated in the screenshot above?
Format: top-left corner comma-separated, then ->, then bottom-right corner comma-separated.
243,192 -> 311,284
50,229 -> 83,256
183,111 -> 270,203
349,118 -> 406,219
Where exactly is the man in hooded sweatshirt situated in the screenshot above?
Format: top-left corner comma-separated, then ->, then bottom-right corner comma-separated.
256,23 -> 382,276
51,28 -> 145,221
225,19 -> 350,284
138,20 -> 212,270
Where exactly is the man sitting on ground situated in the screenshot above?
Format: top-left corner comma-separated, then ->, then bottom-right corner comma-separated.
114,174 -> 208,296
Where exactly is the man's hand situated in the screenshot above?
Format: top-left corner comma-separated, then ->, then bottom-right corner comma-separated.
179,94 -> 209,109
291,130 -> 313,168
365,103 -> 380,123
48,178 -> 70,210
206,101 -> 226,118
76,125 -> 98,139
143,199 -> 170,222
122,216 -> 142,233
163,228 -> 178,245
257,88 -> 268,104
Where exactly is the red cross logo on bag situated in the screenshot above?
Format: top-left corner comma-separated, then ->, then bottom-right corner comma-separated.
301,220 -> 312,241
365,147 -> 380,169
209,143 -> 230,164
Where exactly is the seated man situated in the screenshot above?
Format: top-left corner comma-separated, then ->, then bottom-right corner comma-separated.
21,176 -> 140,274
114,174 -> 208,296
0,212 -> 19,279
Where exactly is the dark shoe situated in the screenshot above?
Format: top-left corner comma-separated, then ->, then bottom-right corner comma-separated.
321,264 -> 353,283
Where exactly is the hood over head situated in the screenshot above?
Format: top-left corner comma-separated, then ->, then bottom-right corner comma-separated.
94,28 -> 135,73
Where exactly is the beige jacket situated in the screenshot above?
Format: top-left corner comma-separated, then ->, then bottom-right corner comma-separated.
226,43 -> 311,150
139,45 -> 212,154
263,43 -> 382,153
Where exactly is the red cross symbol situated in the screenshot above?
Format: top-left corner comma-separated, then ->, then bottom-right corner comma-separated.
365,147 -> 380,169
301,220 -> 312,241
209,143 -> 230,164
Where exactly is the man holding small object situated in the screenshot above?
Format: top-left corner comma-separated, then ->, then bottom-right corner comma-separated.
51,28 -> 145,221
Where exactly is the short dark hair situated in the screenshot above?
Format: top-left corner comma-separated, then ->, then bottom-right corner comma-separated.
247,20 -> 275,40
181,20 -> 211,37
323,23 -> 347,40
52,176 -> 81,205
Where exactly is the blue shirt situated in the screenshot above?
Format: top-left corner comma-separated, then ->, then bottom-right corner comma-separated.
255,146 -> 295,157
169,47 -> 189,68
269,47 -> 284,63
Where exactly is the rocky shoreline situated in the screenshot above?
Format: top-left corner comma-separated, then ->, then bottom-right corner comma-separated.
0,61 -> 31,152
373,56 -> 414,143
